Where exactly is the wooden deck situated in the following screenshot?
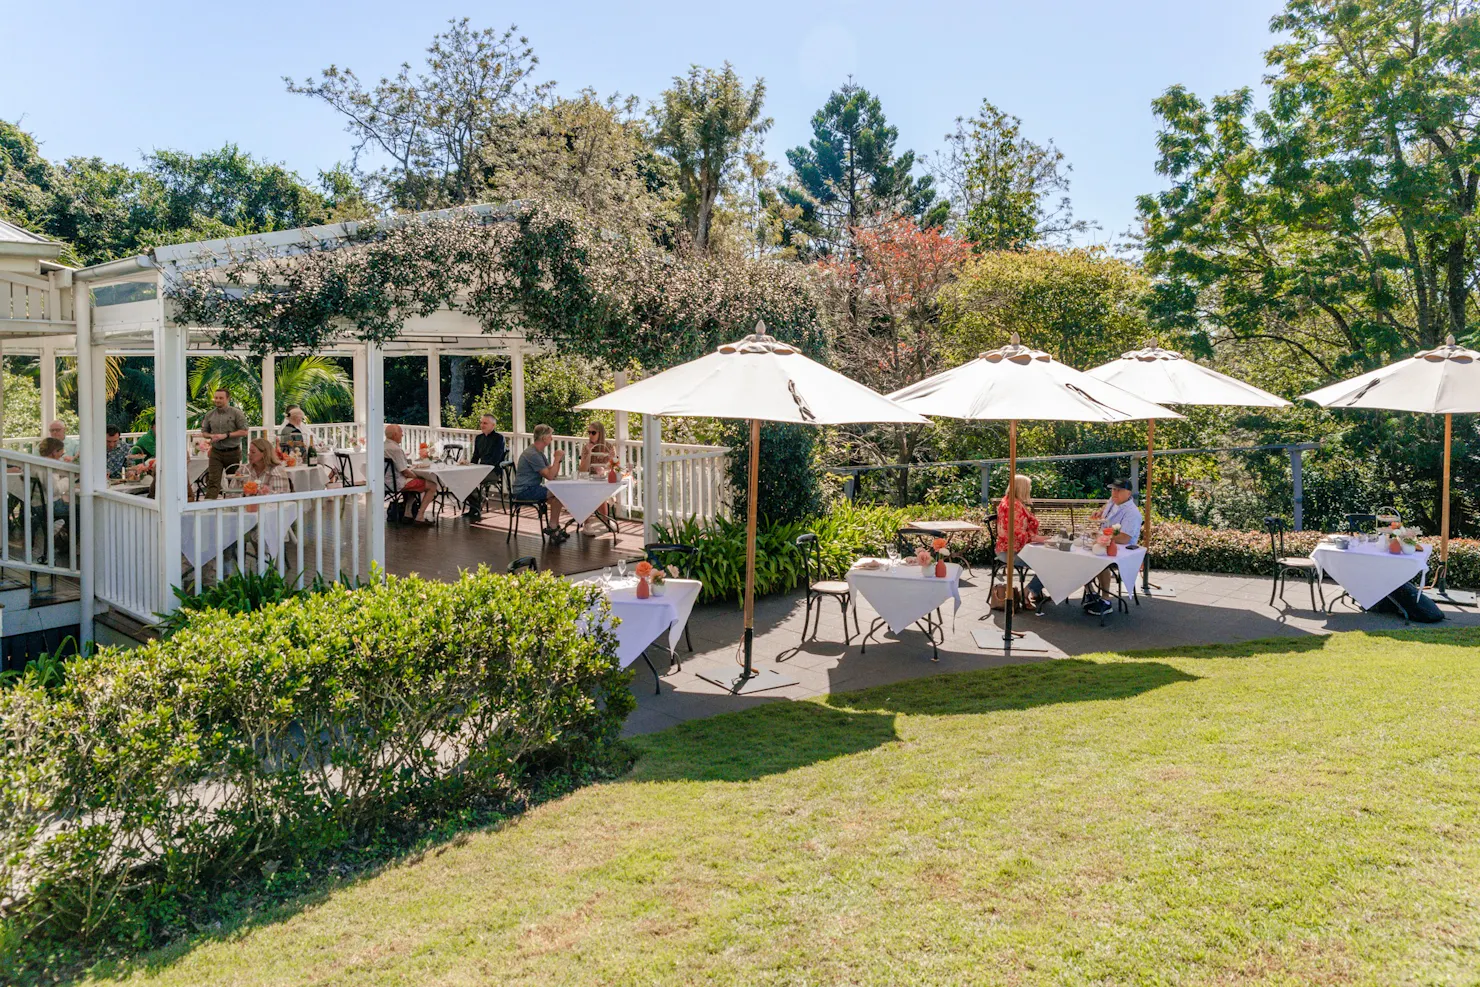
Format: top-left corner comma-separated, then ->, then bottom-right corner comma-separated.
385,506 -> 649,581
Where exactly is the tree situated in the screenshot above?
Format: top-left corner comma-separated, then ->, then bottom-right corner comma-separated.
186,356 -> 353,424
778,83 -> 946,259
934,100 -> 1092,251
287,19 -> 551,209
820,217 -> 972,502
1138,0 -> 1480,369
650,63 -> 771,252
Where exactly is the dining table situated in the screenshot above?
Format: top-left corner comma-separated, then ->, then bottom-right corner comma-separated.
846,558 -> 962,661
576,575 -> 703,693
1311,539 -> 1431,612
1017,542 -> 1145,622
545,475 -> 634,533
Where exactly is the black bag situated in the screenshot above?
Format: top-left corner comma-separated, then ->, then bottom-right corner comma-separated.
1372,582 -> 1445,623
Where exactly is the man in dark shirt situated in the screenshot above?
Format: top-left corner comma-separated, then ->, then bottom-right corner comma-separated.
466,414 -> 508,521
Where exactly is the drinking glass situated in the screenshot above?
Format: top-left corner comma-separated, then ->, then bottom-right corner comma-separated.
617,558 -> 628,580
886,545 -> 900,567
600,567 -> 614,590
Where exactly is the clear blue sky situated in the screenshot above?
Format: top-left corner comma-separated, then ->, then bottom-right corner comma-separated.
4,0 -> 1285,244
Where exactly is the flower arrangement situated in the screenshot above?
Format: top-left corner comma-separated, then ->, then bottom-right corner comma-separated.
634,560 -> 654,598
1097,523 -> 1122,557
1386,525 -> 1422,555
650,564 -> 671,596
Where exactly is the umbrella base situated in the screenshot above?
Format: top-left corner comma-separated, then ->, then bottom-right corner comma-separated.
697,667 -> 798,695
970,624 -> 1054,655
1143,584 -> 1176,598
1434,587 -> 1477,607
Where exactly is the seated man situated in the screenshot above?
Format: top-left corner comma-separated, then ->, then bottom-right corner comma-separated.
1083,477 -> 1143,616
129,423 -> 156,461
104,425 -> 131,478
47,420 -> 79,462
512,424 -> 569,543
384,424 -> 437,524
466,414 -> 507,522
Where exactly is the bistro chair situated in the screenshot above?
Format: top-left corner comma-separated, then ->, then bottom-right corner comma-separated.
336,451 -> 360,487
644,542 -> 698,658
384,458 -> 421,524
791,533 -> 855,652
507,556 -> 538,574
506,467 -> 550,544
1264,516 -> 1325,611
1343,513 -> 1378,535
441,443 -> 465,464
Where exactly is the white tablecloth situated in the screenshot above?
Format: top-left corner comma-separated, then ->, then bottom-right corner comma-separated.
847,560 -> 962,635
180,504 -> 299,568
581,577 -> 702,669
188,457 -> 209,484
545,477 -> 633,524
411,463 -> 493,502
1018,544 -> 1146,603
1312,542 -> 1431,611
284,464 -> 327,492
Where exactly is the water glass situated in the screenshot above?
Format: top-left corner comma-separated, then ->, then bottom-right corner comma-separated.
886,545 -> 900,567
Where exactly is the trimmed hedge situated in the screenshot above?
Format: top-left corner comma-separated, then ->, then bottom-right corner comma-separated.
0,569 -> 632,967
661,504 -> 1480,604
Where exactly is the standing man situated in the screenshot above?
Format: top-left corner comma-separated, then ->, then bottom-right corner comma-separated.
1084,477 -> 1143,615
200,387 -> 250,499
467,414 -> 507,522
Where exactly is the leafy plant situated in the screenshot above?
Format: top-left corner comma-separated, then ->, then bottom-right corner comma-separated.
155,566 -> 350,637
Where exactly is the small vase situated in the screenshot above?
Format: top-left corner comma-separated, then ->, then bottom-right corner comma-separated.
1107,541 -> 1118,557
607,467 -> 618,483
636,576 -> 650,599
934,560 -> 947,578
652,580 -> 666,597
1388,538 -> 1402,555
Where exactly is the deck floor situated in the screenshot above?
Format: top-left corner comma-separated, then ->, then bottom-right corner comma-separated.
385,506 -> 647,580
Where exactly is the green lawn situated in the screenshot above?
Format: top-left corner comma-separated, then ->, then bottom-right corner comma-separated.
85,630 -> 1480,986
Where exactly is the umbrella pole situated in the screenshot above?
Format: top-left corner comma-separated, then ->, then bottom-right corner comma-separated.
742,417 -> 760,682
1439,412 -> 1452,593
1143,419 -> 1154,596
1003,420 -> 1017,648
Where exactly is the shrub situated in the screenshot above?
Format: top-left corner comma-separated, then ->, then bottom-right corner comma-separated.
725,421 -> 822,526
0,569 -> 632,968
155,566 -> 351,637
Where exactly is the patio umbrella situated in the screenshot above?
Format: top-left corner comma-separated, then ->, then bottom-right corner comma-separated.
1086,344 -> 1289,594
889,334 -> 1180,652
1299,334 -> 1480,605
577,324 -> 927,694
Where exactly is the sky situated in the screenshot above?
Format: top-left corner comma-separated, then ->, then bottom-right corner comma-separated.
3,0 -> 1287,245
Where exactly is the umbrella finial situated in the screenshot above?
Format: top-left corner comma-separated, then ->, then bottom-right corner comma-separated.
1447,333 -> 1457,347
1009,331 -> 1021,346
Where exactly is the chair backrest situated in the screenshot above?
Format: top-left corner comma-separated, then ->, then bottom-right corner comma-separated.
1343,512 -> 1377,535
384,458 -> 401,494
644,542 -> 697,578
443,443 -> 465,463
1029,498 -> 1100,537
337,452 -> 358,486
795,532 -> 822,584
508,556 -> 538,574
1263,516 -> 1290,559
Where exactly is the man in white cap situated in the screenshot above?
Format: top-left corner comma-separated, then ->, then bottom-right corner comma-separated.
1083,477 -> 1142,616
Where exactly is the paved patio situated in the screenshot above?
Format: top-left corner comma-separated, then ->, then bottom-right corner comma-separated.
620,569 -> 1480,736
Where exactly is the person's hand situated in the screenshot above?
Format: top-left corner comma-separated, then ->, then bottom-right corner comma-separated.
554,449 -> 565,461
1031,535 -> 1047,544
1091,509 -> 1103,520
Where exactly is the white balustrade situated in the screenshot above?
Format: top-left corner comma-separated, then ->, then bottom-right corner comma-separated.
96,491 -> 163,621
0,447 -> 81,577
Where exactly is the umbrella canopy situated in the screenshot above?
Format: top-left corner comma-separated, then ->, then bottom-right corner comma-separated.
578,334 -> 927,426
889,336 -> 1179,652
1085,344 -> 1291,408
577,326 -> 925,693
889,338 -> 1182,422
1300,335 -> 1480,601
1300,335 -> 1480,413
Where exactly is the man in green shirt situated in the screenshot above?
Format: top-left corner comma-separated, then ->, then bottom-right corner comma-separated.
199,388 -> 250,499
129,424 -> 156,460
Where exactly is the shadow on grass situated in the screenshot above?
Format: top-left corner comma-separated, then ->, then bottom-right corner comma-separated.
1123,634 -> 1336,662
628,700 -> 899,783
823,658 -> 1197,717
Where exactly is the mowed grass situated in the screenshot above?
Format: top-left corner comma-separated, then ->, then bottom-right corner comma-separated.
85,630 -> 1480,986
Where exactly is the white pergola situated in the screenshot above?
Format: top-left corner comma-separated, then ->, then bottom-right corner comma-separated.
0,207 -> 728,642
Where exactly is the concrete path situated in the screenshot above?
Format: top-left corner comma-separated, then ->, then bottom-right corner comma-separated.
620,569 -> 1480,736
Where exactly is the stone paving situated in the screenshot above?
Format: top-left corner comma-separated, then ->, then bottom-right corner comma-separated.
620,569 -> 1480,736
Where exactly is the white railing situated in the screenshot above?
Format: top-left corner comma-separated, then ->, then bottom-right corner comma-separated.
178,485 -> 370,597
0,447 -> 81,577
1,271 -> 73,324
96,491 -> 163,621
650,446 -> 732,524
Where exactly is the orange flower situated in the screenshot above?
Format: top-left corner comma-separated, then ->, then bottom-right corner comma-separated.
931,537 -> 947,551
634,560 -> 654,577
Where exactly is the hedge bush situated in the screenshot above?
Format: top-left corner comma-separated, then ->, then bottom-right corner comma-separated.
660,504 -> 1480,604
0,569 -> 632,969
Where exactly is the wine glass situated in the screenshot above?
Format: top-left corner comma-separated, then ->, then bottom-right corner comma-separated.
600,566 -> 614,590
886,545 -> 900,568
617,557 -> 628,581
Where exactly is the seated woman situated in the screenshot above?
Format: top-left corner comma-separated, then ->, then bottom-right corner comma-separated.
577,420 -> 618,529
240,437 -> 292,495
277,405 -> 312,455
995,473 -> 1047,610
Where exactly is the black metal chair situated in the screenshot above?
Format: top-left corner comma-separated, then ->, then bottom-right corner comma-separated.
1265,516 -> 1324,610
506,464 -> 550,543
792,533 -> 855,651
336,451 -> 361,487
384,458 -> 421,523
507,556 -> 538,574
1343,513 -> 1377,535
644,542 -> 698,658
442,443 -> 465,464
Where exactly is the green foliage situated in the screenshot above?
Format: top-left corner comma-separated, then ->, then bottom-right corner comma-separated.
186,354 -> 352,424
936,100 -> 1091,250
0,570 -> 632,969
454,355 -> 614,438
155,566 -> 353,637
650,63 -> 771,252
779,82 -> 945,258
725,420 -> 822,526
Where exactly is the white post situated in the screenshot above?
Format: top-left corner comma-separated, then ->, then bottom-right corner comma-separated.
352,349 -> 367,433
74,285 -> 98,644
0,340 -> 6,439
613,369 -> 629,450
510,347 -> 526,437
427,347 -> 441,431
40,342 -> 57,431
641,413 -> 661,544
261,354 -> 276,431
155,323 -> 187,611
365,342 -> 386,579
